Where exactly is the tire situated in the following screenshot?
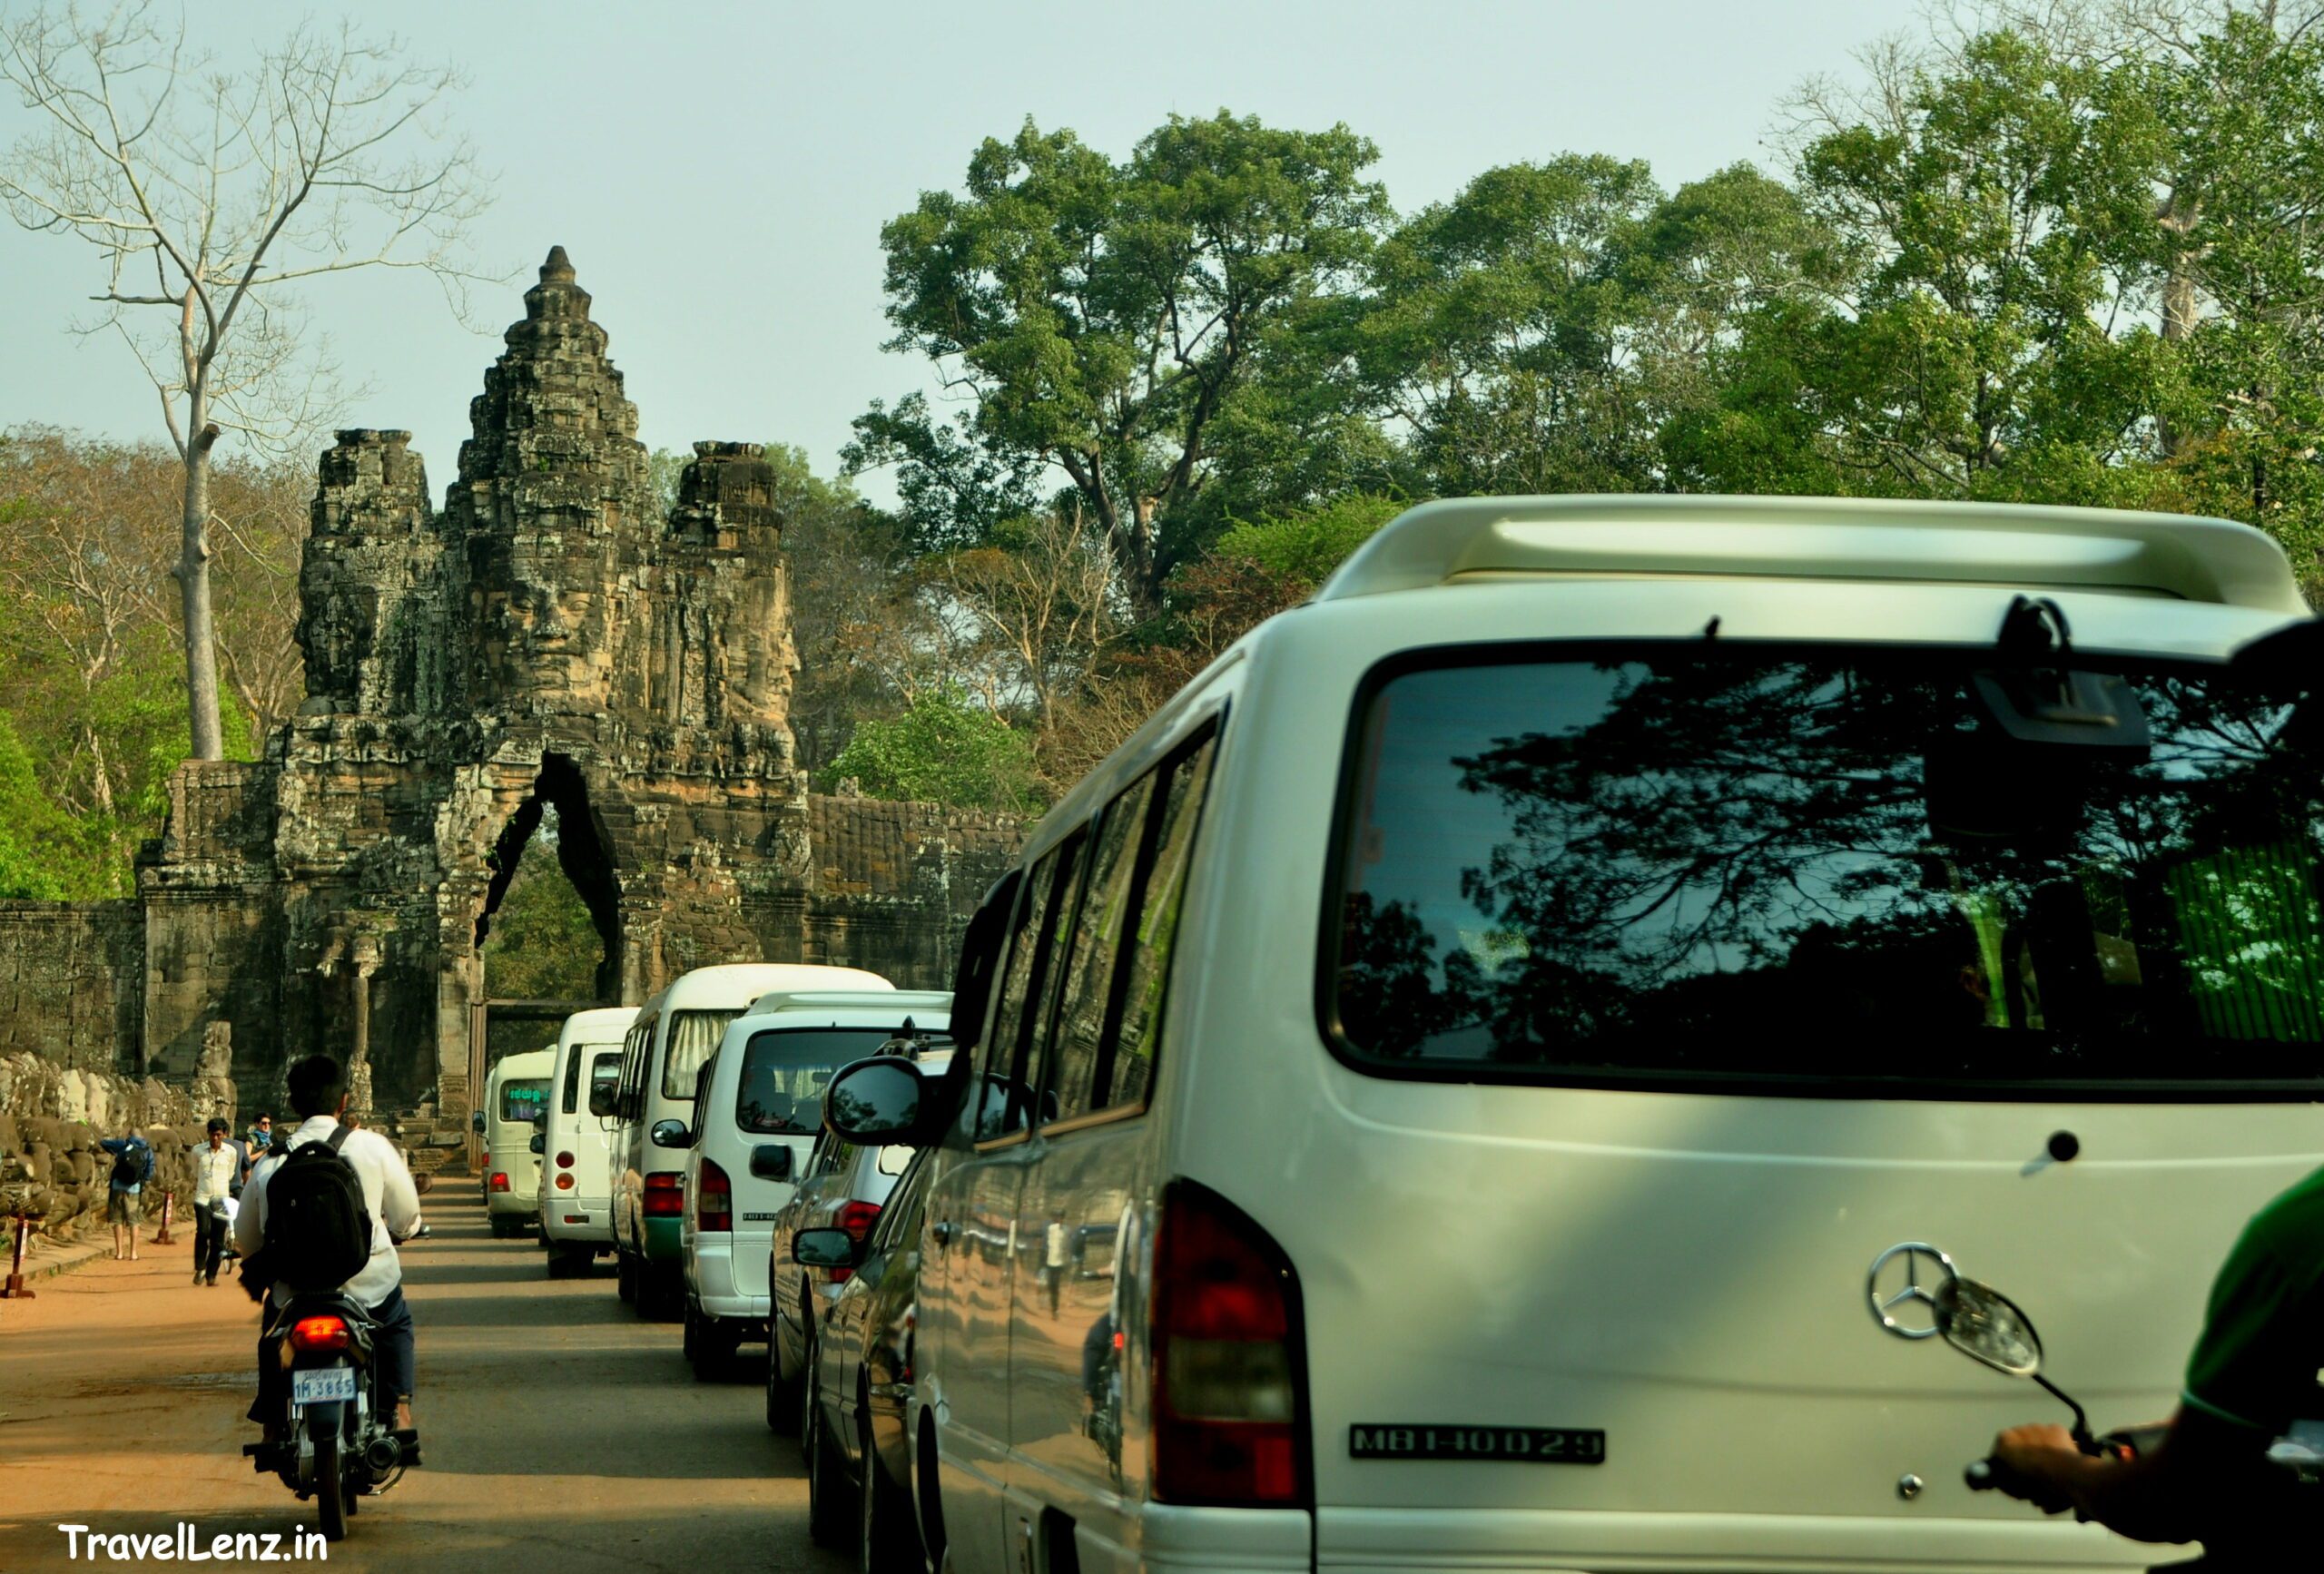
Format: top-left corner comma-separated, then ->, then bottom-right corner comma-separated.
615,1250 -> 636,1305
764,1316 -> 801,1433
544,1245 -> 573,1280
313,1434 -> 349,1543
859,1392 -> 920,1574
688,1303 -> 740,1381
488,1215 -> 516,1240
802,1333 -> 848,1548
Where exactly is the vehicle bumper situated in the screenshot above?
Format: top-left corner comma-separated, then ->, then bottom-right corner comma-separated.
540,1199 -> 610,1245
486,1188 -> 535,1217
687,1235 -> 771,1321
1309,1509 -> 2141,1571
641,1215 -> 682,1266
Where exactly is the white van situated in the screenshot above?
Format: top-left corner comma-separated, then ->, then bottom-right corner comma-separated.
479,1046 -> 556,1237
535,1005 -> 640,1277
609,962 -> 891,1316
678,990 -> 951,1377
817,496 -> 2324,1574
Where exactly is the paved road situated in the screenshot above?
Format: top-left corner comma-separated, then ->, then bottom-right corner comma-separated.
0,1190 -> 847,1574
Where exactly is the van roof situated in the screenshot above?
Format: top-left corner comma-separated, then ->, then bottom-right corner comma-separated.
740,988 -> 953,1018
489,1048 -> 556,1079
556,1005 -> 638,1046
637,963 -> 894,1017
1315,495 -> 2309,615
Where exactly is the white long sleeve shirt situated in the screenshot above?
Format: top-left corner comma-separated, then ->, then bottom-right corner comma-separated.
191,1142 -> 240,1205
231,1116 -> 422,1305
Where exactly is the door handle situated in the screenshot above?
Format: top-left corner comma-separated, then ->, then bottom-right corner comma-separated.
931,1221 -> 956,1246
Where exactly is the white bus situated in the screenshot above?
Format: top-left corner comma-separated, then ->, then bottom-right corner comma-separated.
821,495 -> 2324,1574
536,1005 -> 640,1277
478,1046 -> 555,1237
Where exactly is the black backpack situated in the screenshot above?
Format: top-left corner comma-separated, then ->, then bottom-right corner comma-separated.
110,1139 -> 152,1187
261,1126 -> 373,1292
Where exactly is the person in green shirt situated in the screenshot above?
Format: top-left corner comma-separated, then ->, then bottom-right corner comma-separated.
1987,1167 -> 2322,1558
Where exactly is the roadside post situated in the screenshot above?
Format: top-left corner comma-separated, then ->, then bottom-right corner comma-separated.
152,1189 -> 175,1245
3,1209 -> 44,1299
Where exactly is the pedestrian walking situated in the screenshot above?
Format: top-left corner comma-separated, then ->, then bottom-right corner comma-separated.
190,1118 -> 239,1286
95,1126 -> 153,1262
242,1114 -> 274,1177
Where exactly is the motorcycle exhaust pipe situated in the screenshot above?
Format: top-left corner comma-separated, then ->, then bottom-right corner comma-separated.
363,1435 -> 402,1476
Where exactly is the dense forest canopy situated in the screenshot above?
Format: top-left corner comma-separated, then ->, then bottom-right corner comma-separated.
8,4 -> 2324,901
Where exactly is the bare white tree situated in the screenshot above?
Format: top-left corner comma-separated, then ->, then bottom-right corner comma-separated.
0,1 -> 496,758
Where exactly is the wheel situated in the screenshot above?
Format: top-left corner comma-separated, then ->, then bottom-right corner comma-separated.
544,1245 -> 573,1280
764,1312 -> 803,1433
615,1250 -> 636,1304
682,1301 -> 698,1362
802,1333 -> 848,1548
488,1215 -> 516,1239
313,1433 -> 349,1542
688,1303 -> 740,1381
645,1273 -> 683,1323
858,1392 -> 921,1573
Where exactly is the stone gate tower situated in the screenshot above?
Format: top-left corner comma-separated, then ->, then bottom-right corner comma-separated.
133,250 -> 1019,1136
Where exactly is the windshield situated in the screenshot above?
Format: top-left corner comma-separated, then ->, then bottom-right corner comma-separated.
499,1078 -> 550,1124
1328,648 -> 2324,1095
661,1008 -> 744,1100
734,1028 -> 950,1134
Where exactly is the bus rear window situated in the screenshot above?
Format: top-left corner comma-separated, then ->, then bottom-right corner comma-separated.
736,1028 -> 951,1134
500,1079 -> 550,1123
1327,650 -> 2324,1095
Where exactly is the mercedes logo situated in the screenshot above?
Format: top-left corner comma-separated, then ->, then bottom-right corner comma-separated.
1867,1242 -> 1956,1339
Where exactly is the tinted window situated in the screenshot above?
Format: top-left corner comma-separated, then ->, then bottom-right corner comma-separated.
977,844 -> 1068,1141
1044,773 -> 1157,1122
734,1028 -> 938,1134
662,1008 -> 744,1099
1332,652 -> 2324,1093
1019,834 -> 1088,1126
1105,733 -> 1218,1110
588,1050 -> 620,1112
562,1042 -> 587,1114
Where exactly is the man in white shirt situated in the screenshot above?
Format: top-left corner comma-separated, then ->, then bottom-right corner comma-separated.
234,1055 -> 424,1436
190,1118 -> 240,1286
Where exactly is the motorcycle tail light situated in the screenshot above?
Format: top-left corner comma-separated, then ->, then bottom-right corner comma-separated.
1151,1180 -> 1308,1509
289,1315 -> 351,1354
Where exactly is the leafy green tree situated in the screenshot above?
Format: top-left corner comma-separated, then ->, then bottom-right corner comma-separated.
852,112 -> 1392,607
1211,492 -> 1407,584
481,811 -> 601,1002
820,687 -> 1039,814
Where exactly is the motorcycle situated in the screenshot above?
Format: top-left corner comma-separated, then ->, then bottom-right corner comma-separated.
240,1292 -> 418,1540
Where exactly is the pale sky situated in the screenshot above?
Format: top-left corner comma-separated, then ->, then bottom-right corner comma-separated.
0,0 -> 1925,503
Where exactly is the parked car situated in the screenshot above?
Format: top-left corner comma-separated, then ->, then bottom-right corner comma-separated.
815,494 -> 2324,1574
608,963 -> 891,1318
765,1026 -> 953,1427
535,1005 -> 640,1277
678,989 -> 952,1378
478,1046 -> 555,1237
795,1148 -> 934,1569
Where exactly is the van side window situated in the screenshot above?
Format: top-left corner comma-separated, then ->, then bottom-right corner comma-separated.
1043,772 -> 1158,1123
1018,831 -> 1090,1128
976,839 -> 1081,1141
561,1041 -> 586,1115
1100,731 -> 1220,1111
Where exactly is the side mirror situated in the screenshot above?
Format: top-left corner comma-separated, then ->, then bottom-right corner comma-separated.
470,1110 -> 486,1135
822,1057 -> 929,1146
793,1227 -> 858,1269
587,1085 -> 616,1119
649,1119 -> 691,1150
1935,1276 -> 2043,1377
749,1145 -> 794,1182
528,1133 -> 546,1156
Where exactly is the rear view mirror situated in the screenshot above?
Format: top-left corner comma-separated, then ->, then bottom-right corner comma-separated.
822,1058 -> 927,1146
528,1133 -> 545,1156
749,1145 -> 794,1182
470,1110 -> 486,1135
587,1085 -> 616,1119
1935,1276 -> 2043,1377
793,1227 -> 857,1269
649,1119 -> 691,1149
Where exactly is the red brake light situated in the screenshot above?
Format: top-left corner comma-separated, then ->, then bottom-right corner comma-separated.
643,1172 -> 684,1217
556,1173 -> 575,1190
1151,1181 -> 1307,1508
556,1151 -> 575,1168
488,1172 -> 510,1193
697,1158 -> 734,1233
827,1200 -> 882,1284
288,1315 -> 351,1354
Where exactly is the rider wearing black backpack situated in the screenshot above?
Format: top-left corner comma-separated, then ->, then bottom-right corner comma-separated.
233,1056 -> 424,1440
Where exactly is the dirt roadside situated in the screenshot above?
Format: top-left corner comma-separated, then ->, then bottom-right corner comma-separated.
0,1192 -> 847,1573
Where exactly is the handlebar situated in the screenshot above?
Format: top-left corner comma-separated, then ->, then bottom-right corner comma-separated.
1966,1426 -> 2154,1498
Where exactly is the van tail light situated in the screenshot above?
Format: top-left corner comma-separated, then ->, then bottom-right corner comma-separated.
697,1158 -> 734,1233
488,1172 -> 510,1193
1151,1180 -> 1308,1508
556,1173 -> 575,1190
289,1315 -> 351,1354
643,1172 -> 684,1217
556,1151 -> 575,1168
829,1200 -> 882,1284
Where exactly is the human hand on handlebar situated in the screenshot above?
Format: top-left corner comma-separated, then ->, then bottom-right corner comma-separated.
1987,1423 -> 2081,1514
